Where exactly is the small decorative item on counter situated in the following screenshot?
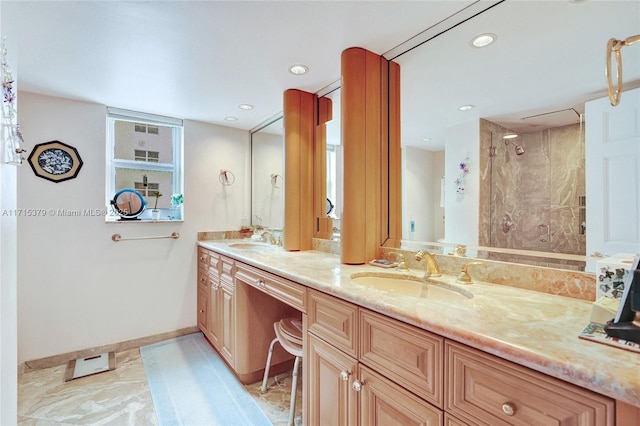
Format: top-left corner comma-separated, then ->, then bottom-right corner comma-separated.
454,156 -> 470,194
596,254 -> 635,299
369,259 -> 398,268
171,193 -> 183,209
151,191 -> 162,220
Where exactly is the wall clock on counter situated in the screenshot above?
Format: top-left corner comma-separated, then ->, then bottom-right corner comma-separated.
27,140 -> 83,183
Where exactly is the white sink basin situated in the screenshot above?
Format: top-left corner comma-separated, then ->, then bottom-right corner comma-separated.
350,274 -> 472,301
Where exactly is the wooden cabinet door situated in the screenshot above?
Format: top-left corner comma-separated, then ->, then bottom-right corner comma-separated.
197,249 -> 210,335
197,279 -> 208,332
359,365 -> 442,426
207,273 -> 222,350
219,280 -> 234,365
306,333 -> 358,426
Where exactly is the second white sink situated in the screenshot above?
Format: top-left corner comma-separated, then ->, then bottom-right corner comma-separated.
350,274 -> 472,301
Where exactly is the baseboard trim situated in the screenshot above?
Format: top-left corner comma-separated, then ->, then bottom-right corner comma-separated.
20,326 -> 200,373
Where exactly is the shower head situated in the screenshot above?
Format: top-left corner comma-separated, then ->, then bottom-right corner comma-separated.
504,138 -> 525,156
514,144 -> 525,155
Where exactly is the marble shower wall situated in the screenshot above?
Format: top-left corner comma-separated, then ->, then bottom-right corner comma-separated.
479,119 -> 586,267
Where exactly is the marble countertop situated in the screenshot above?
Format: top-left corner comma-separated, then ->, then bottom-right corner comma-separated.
198,239 -> 640,407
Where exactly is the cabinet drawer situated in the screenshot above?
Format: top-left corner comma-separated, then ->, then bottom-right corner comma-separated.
234,262 -> 306,312
445,341 -> 614,426
360,309 -> 443,408
360,364 -> 443,426
197,266 -> 209,289
197,247 -> 209,266
307,289 -> 358,358
444,413 -> 470,426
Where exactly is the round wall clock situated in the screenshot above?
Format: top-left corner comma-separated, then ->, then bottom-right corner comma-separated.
27,140 -> 83,183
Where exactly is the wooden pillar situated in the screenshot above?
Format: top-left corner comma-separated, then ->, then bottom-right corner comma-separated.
283,89 -> 316,251
341,47 -> 399,264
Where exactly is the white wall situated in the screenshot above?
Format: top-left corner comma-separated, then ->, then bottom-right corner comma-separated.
16,91 -> 250,363
1,24 -> 19,423
444,120 -> 480,246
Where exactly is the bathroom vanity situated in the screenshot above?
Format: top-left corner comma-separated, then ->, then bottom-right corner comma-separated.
197,240 -> 640,425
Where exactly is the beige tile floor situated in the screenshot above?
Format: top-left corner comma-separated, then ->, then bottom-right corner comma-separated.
18,348 -> 302,426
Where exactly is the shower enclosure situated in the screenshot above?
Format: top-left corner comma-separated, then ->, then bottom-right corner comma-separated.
479,119 -> 586,269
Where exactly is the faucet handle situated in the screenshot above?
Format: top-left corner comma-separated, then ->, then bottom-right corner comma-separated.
456,262 -> 487,284
395,253 -> 409,272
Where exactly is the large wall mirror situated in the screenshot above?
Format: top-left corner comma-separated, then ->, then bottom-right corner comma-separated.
390,0 -> 640,271
251,115 -> 284,231
319,87 -> 343,239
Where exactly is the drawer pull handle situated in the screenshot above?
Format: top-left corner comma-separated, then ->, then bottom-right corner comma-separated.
339,370 -> 351,381
502,402 -> 516,416
199,309 -> 204,313
258,279 -> 266,288
352,379 -> 364,392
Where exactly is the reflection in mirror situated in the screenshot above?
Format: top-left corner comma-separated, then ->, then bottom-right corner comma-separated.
323,87 -> 342,239
251,116 -> 284,231
393,0 -> 640,270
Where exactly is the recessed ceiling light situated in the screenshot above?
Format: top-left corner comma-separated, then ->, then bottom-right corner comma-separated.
289,64 -> 309,75
422,138 -> 432,142
458,105 -> 474,111
471,33 -> 497,48
224,116 -> 238,121
238,104 -> 253,110
503,133 -> 518,139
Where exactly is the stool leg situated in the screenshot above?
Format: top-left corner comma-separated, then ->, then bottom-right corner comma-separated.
260,337 -> 279,393
287,356 -> 301,426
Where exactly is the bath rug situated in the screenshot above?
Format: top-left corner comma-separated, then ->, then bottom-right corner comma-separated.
140,333 -> 271,426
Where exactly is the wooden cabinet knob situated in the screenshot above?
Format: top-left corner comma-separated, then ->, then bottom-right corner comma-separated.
502,402 -> 516,416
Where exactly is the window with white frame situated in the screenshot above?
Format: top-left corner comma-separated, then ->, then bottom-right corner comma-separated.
106,108 -> 183,221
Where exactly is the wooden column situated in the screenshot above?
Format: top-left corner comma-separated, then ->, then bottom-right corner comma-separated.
341,47 -> 400,264
283,89 -> 316,251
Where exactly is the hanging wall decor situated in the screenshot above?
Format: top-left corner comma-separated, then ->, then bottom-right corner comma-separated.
2,36 -> 26,165
454,155 -> 470,194
28,140 -> 83,183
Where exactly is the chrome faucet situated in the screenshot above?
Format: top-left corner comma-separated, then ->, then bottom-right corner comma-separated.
415,250 -> 441,278
261,231 -> 277,245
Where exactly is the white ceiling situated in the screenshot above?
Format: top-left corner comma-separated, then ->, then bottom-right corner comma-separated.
1,0 -> 471,130
2,0 -> 639,144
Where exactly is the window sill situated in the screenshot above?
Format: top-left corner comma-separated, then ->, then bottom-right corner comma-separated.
105,217 -> 184,224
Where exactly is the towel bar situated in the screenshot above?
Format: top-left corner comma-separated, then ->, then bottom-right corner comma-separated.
111,232 -> 180,242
